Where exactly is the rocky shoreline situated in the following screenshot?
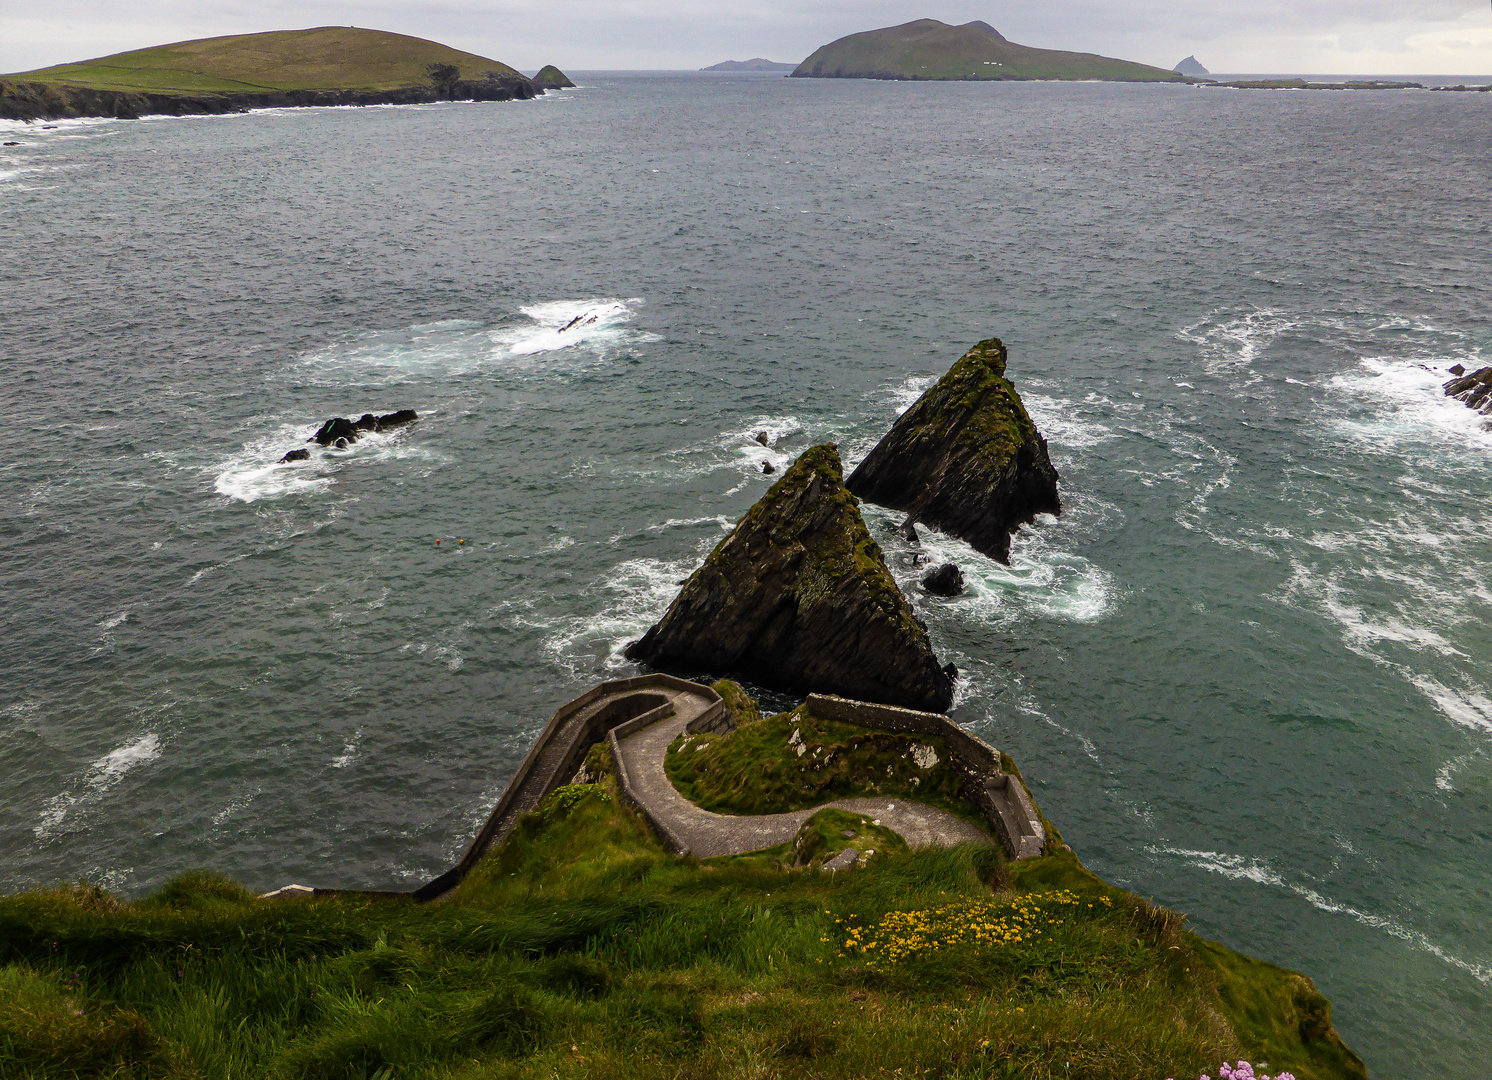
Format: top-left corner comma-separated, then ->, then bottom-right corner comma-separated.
0,73 -> 538,122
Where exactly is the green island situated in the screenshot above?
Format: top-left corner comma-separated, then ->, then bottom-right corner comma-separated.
791,19 -> 1182,83
0,27 -> 543,121
0,678 -> 1365,1080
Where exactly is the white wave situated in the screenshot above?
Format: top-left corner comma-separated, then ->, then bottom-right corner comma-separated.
1153,844 -> 1492,985
36,733 -> 163,840
885,374 -> 937,415
1023,394 -> 1117,453
500,299 -> 638,355
535,554 -> 703,674
211,787 -> 260,826
330,731 -> 363,769
1328,355 -> 1492,451
212,420 -> 438,503
186,553 -> 249,586
872,512 -> 1115,629
97,611 -> 128,630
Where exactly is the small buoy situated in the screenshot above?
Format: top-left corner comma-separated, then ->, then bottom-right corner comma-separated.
458,539 -> 464,545
436,539 -> 441,545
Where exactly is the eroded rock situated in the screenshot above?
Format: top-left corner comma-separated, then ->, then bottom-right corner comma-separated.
1444,368 -> 1492,415
847,338 -> 1058,564
921,563 -> 965,597
309,409 -> 418,446
624,443 -> 956,712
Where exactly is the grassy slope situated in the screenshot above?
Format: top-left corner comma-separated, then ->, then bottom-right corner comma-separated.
795,19 -> 1180,82
0,777 -> 1365,1080
5,27 -> 522,95
666,690 -> 986,828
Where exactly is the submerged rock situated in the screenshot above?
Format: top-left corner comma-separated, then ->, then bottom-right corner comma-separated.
755,432 -> 769,445
625,443 -> 956,712
896,517 -> 920,544
1449,364 -> 1465,376
309,409 -> 418,446
762,461 -> 776,474
280,448 -> 310,463
921,563 -> 965,596
847,338 -> 1059,564
1444,367 -> 1492,414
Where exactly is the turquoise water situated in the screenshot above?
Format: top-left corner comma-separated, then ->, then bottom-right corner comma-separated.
2,75 -> 1489,1075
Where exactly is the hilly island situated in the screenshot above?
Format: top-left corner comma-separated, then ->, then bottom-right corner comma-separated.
0,341 -> 1366,1080
793,19 -> 1182,82
0,27 -> 567,121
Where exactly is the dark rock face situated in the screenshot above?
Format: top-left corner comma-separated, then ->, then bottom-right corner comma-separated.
1449,364 -> 1466,376
532,65 -> 576,89
280,448 -> 310,463
625,443 -> 956,712
309,410 -> 418,447
896,517 -> 920,544
1444,368 -> 1492,415
847,338 -> 1059,564
0,77 -> 535,122
922,563 -> 965,596
762,461 -> 776,474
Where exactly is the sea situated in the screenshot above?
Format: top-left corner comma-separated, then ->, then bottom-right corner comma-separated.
2,73 -> 1489,1076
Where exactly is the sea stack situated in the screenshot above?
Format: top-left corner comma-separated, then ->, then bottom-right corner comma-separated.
847,338 -> 1059,564
532,65 -> 575,89
625,444 -> 956,712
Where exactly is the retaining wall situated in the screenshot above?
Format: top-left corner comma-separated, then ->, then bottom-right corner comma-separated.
804,694 -> 1045,859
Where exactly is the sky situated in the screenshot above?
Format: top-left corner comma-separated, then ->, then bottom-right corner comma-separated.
4,0 -> 1492,76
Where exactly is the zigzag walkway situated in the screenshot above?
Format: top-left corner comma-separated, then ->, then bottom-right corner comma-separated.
614,706 -> 990,858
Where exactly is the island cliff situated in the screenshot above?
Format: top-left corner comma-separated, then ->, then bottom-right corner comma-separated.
625,444 -> 956,712
847,338 -> 1060,564
0,27 -> 537,121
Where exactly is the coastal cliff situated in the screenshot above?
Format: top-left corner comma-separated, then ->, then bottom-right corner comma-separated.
625,444 -> 956,712
847,337 -> 1060,564
0,27 -> 537,121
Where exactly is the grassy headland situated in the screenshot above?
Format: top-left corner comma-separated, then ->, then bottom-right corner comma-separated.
0,746 -> 1365,1078
0,27 -> 535,121
792,19 -> 1182,82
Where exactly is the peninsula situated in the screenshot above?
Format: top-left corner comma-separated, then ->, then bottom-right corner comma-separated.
792,19 -> 1182,82
0,26 -> 540,121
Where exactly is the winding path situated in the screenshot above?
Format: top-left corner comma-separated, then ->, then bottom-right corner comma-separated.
612,688 -> 991,858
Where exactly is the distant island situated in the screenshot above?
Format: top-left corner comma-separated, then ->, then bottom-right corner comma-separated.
701,58 -> 798,72
792,19 -> 1182,82
532,64 -> 575,89
0,26 -> 556,121
1173,55 -> 1210,76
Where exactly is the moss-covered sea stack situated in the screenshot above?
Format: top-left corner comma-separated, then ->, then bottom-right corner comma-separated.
848,338 -> 1060,564
625,444 -> 956,711
532,65 -> 576,89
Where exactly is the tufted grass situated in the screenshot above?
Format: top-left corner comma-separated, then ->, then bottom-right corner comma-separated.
0,783 -> 1364,1080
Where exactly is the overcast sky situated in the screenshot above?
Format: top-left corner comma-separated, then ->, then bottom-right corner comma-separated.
4,0 -> 1491,76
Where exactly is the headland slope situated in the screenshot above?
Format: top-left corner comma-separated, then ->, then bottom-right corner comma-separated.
792,19 -> 1182,82
0,26 -> 537,121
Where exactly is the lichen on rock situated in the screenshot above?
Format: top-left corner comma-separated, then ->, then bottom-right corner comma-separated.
847,338 -> 1060,564
625,444 -> 956,712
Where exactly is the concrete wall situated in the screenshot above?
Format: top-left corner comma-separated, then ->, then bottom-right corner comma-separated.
804,693 -> 1045,860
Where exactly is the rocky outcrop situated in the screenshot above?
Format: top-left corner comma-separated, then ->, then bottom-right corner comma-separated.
625,444 -> 956,712
847,338 -> 1059,564
0,76 -> 535,122
280,448 -> 311,463
310,410 -> 417,447
532,65 -> 576,89
1444,367 -> 1492,415
922,564 -> 965,596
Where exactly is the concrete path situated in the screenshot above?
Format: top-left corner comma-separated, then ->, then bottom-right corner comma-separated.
615,705 -> 991,858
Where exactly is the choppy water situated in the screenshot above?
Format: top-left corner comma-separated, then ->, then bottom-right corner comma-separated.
3,76 -> 1490,1076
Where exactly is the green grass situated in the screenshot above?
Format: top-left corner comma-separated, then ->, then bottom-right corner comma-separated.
665,698 -> 986,828
0,778 -> 1364,1080
5,27 -> 522,94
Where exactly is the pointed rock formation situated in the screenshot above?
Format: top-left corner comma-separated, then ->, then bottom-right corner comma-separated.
532,65 -> 575,89
624,444 -> 956,712
846,338 -> 1059,564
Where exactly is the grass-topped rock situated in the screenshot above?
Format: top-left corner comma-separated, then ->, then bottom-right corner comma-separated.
666,695 -> 977,823
848,337 -> 1060,564
626,444 -> 956,711
532,65 -> 576,89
